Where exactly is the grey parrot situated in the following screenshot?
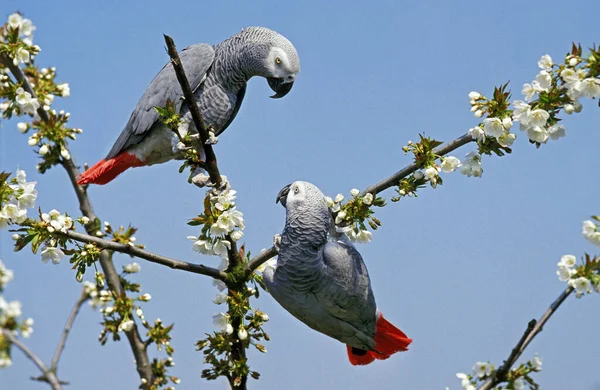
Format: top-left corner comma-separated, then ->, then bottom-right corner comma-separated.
77,27 -> 300,185
264,181 -> 412,365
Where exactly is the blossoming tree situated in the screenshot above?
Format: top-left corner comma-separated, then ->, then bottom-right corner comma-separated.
1,11 -> 600,390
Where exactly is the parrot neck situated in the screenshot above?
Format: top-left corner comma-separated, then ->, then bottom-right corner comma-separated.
281,209 -> 329,250
213,39 -> 271,91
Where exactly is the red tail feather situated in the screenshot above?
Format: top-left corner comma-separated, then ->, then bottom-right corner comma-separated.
347,312 -> 412,366
76,153 -> 144,185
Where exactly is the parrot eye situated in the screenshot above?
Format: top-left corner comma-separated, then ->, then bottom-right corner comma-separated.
275,57 -> 282,65
293,186 -> 299,194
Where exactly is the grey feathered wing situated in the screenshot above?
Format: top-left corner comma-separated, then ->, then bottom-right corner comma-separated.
264,240 -> 377,350
106,43 -> 215,159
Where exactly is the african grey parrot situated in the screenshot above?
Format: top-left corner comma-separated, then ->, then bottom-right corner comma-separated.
264,181 -> 412,365
77,27 -> 300,185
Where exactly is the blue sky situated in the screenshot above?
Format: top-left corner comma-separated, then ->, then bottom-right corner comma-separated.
1,0 -> 600,389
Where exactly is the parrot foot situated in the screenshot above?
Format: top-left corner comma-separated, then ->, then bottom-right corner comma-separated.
205,131 -> 219,145
191,169 -> 230,192
273,234 -> 282,251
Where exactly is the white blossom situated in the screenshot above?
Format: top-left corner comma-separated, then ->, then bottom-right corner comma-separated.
213,189 -> 236,211
139,293 -> 151,302
556,265 -> 575,282
528,109 -> 550,127
57,83 -> 70,97
123,262 -> 141,273
13,47 -> 30,65
569,277 -> 592,296
440,156 -> 461,173
530,354 -> 543,371
0,260 -> 14,287
582,220 -> 600,246
468,126 -> 485,142
579,78 -> 600,98
474,109 -> 484,118
60,148 -> 71,160
210,208 -> 244,236
20,19 -> 35,36
40,245 -> 65,264
468,91 -> 481,100
189,236 -> 212,254
513,377 -> 526,390
213,291 -> 228,305
17,122 -> 28,133
7,13 -> 22,28
118,320 -> 134,332
15,88 -> 40,115
335,211 -> 347,225
538,54 -> 554,71
256,258 -> 277,274
413,170 -> 424,180
334,193 -> 344,203
212,239 -> 231,257
534,70 -> 552,92
456,373 -> 474,390
522,83 -> 536,101
238,328 -> 248,340
230,229 -> 244,242
363,193 -> 374,205
39,144 -> 49,155
350,188 -> 360,197
212,313 -> 233,334
472,362 -> 492,379
548,123 -> 566,140
527,126 -> 549,144
460,152 -> 483,178
498,133 -> 516,148
558,254 -> 577,268
483,117 -> 505,138
355,230 -> 373,244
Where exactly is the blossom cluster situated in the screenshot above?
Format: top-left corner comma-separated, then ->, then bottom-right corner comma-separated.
0,260 -> 34,368
188,188 -> 244,258
0,169 -> 38,229
327,189 -> 382,244
1,13 -> 39,66
454,355 -> 542,390
515,50 -> 598,145
1,14 -> 78,174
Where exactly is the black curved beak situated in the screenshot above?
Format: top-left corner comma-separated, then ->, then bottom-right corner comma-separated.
276,184 -> 291,207
268,77 -> 295,99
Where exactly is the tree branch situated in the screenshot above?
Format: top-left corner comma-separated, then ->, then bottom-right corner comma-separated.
477,286 -> 574,390
1,54 -> 155,386
163,35 -> 222,188
164,34 -> 249,389
59,230 -> 227,280
1,329 -> 62,390
362,132 -> 474,196
50,287 -> 88,372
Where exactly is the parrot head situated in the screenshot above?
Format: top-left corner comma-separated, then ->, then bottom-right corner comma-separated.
276,181 -> 328,215
263,33 -> 300,98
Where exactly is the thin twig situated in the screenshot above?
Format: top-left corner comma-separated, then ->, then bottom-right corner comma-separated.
60,230 -> 227,281
477,286 -> 574,390
361,133 -> 475,196
1,54 -> 155,385
1,329 -> 62,390
50,288 -> 89,371
245,246 -> 279,277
